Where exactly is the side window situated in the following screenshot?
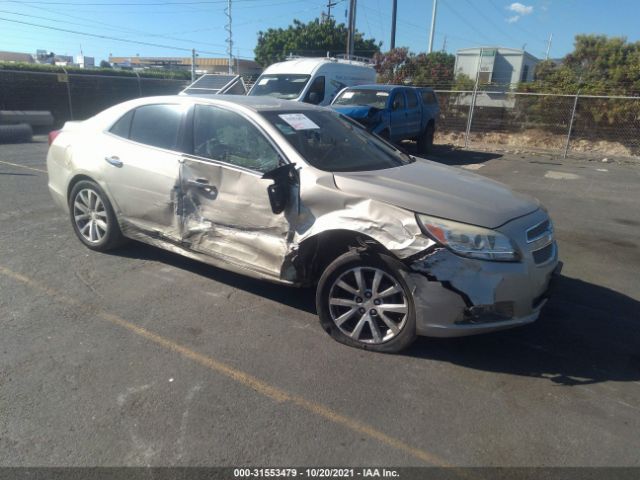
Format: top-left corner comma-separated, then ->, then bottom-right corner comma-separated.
109,110 -> 133,139
421,91 -> 436,104
406,90 -> 418,109
129,104 -> 184,151
193,105 -> 280,173
304,76 -> 325,105
391,92 -> 406,111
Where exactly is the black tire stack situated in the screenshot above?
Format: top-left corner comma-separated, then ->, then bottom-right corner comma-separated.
0,110 -> 54,144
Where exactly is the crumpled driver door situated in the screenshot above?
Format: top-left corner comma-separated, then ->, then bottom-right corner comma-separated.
179,156 -> 296,281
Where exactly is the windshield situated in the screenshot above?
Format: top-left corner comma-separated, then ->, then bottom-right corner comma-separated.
249,74 -> 310,100
262,110 -> 412,172
333,89 -> 390,109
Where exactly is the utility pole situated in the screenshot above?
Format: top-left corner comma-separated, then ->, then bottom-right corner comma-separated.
545,33 -> 553,60
441,35 -> 447,52
428,0 -> 437,53
191,48 -> 196,82
225,0 -> 233,74
346,0 -> 356,58
326,0 -> 337,21
390,0 -> 397,50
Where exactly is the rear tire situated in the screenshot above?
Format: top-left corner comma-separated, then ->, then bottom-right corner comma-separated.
69,180 -> 126,251
417,122 -> 434,154
316,251 -> 417,353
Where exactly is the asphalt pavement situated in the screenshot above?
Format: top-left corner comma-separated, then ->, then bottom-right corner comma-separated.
1,138 -> 639,467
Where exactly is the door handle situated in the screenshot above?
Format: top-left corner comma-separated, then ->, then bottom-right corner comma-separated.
104,155 -> 123,168
187,178 -> 218,197
187,177 -> 210,187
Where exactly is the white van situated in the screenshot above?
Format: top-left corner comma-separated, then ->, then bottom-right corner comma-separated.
247,57 -> 376,106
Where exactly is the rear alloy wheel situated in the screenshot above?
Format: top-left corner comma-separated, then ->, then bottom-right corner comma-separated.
317,251 -> 416,352
69,180 -> 126,251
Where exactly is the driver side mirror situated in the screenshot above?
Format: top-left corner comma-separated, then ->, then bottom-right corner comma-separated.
261,163 -> 298,214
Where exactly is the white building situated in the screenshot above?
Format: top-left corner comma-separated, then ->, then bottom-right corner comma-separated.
454,47 -> 539,86
76,55 -> 95,68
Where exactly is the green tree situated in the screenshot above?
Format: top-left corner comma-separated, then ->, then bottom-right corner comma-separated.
372,49 -> 455,87
372,48 -> 410,84
520,34 -> 640,95
404,51 -> 455,87
452,73 -> 474,91
515,35 -> 640,147
254,18 -> 380,66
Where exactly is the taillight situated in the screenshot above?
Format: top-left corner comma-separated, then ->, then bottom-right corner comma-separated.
48,130 -> 60,146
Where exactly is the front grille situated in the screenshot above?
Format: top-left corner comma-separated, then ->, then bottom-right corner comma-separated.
527,219 -> 550,242
532,243 -> 554,264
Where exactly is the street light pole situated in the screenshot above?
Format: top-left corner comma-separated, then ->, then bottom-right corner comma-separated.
390,0 -> 397,50
346,0 -> 356,58
428,0 -> 437,54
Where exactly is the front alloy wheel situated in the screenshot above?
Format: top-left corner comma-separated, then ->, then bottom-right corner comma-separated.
329,267 -> 408,344
317,251 -> 417,352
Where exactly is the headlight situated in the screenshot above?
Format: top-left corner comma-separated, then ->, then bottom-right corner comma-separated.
417,214 -> 519,261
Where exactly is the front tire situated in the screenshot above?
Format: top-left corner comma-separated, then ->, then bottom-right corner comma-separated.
69,180 -> 126,251
316,251 -> 417,353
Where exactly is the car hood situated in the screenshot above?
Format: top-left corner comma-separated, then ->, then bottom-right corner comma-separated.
333,158 -> 540,229
331,105 -> 380,119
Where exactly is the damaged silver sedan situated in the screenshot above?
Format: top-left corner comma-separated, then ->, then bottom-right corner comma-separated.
47,95 -> 560,352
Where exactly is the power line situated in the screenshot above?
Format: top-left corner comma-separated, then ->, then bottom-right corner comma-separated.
1,0 -> 280,5
462,0 -> 521,45
0,16 -> 241,56
486,0 -> 547,44
439,0 -> 494,44
0,9 -> 233,50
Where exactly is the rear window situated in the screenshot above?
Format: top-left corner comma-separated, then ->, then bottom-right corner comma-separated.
421,91 -> 437,104
129,104 -> 184,151
109,110 -> 133,138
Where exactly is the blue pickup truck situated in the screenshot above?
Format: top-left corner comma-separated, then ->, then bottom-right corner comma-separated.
330,85 -> 440,153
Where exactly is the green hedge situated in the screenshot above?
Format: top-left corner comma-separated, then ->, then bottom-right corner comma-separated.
0,61 -> 191,79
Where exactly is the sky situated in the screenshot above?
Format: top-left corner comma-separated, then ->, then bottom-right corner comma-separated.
1,0 -> 639,63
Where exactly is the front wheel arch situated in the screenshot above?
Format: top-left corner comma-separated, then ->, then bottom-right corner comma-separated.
294,229 -> 396,286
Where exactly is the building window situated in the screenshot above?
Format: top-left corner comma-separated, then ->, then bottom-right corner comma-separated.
521,64 -> 530,82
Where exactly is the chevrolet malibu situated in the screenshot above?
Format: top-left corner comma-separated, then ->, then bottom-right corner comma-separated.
47,95 -> 560,353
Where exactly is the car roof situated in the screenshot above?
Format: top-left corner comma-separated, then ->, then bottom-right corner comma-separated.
112,94 -> 326,113
262,57 -> 373,75
342,84 -> 434,92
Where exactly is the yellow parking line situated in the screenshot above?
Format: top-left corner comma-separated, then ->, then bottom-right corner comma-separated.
0,265 -> 451,467
0,160 -> 47,174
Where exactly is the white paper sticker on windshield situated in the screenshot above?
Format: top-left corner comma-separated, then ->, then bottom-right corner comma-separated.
342,91 -> 355,99
278,113 -> 320,130
376,91 -> 389,96
258,78 -> 270,85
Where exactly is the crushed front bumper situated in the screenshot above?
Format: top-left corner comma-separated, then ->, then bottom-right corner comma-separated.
402,210 -> 561,337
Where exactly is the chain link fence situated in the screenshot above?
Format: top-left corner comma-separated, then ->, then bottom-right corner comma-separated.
2,69 -> 639,159
434,90 -> 640,159
0,69 -> 189,128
